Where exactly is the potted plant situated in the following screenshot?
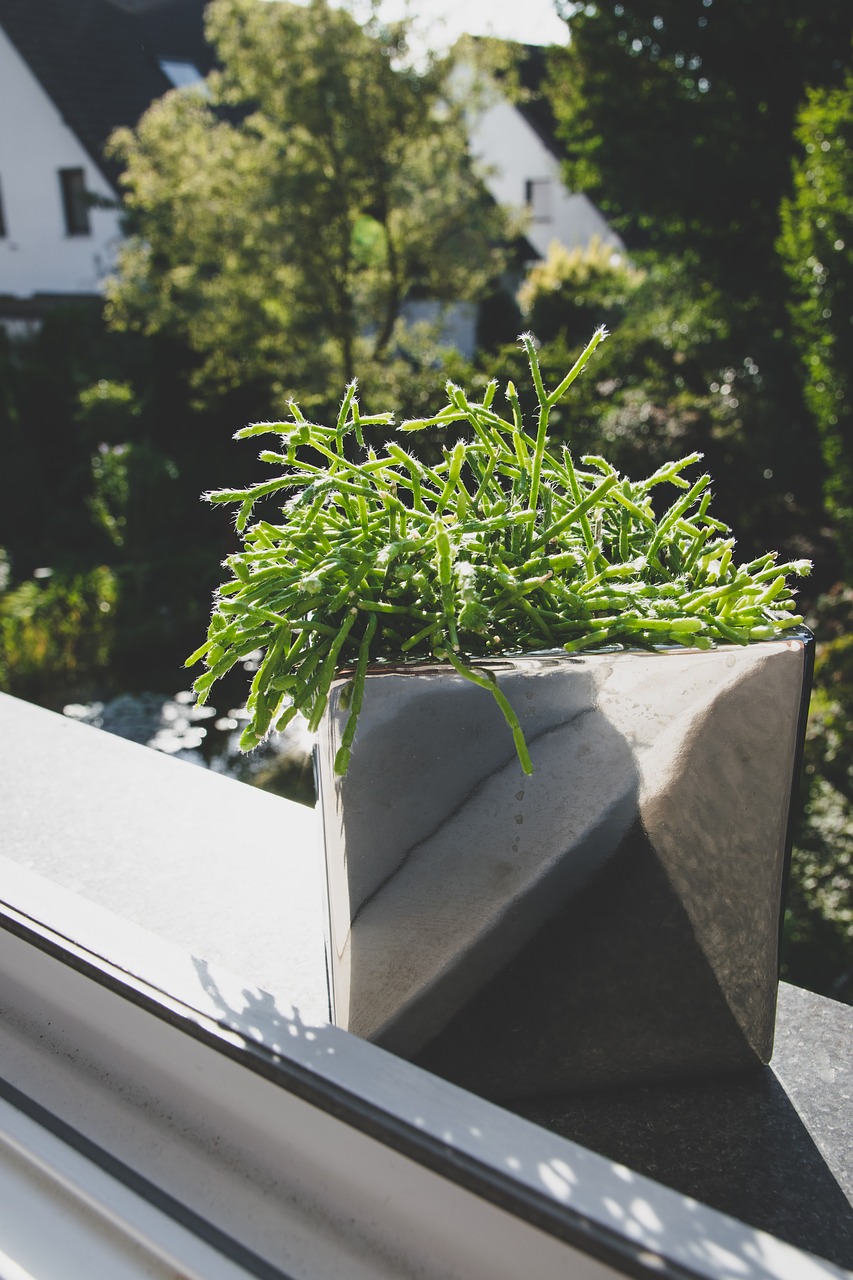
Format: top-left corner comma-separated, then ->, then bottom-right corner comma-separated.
188,330 -> 813,1100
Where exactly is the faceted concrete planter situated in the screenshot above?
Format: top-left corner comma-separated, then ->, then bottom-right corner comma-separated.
314,631 -> 814,1101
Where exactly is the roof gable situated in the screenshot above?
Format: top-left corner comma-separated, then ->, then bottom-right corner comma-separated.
511,44 -> 562,161
473,38 -> 563,162
0,0 -> 211,188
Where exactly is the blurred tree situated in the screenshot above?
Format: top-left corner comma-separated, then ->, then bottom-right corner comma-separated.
0,305 -> 253,688
547,0 -> 852,288
786,586 -> 853,1003
0,561 -> 117,701
517,236 -> 645,347
779,68 -> 853,995
0,304 -> 109,574
779,69 -> 853,575
106,0 -> 511,411
479,255 -> 820,560
544,0 -> 852,574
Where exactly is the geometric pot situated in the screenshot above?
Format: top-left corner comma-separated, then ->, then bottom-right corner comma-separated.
314,629 -> 814,1101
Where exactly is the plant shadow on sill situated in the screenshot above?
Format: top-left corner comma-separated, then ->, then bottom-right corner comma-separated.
510,1062 -> 853,1271
190,952 -> 853,1273
405,796 -> 853,1266
410,816 -> 776,1097
406,815 -> 853,1268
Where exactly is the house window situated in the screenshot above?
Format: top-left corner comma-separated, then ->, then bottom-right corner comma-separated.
158,58 -> 206,90
524,178 -> 553,224
0,175 -> 7,237
59,167 -> 91,236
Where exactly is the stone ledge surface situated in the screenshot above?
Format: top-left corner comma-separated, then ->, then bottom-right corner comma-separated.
512,984 -> 853,1269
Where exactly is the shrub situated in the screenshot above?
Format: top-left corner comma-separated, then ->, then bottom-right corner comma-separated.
0,561 -> 117,697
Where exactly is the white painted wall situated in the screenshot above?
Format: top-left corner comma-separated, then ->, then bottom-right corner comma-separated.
401,298 -> 478,358
0,25 -> 123,298
468,87 -> 624,262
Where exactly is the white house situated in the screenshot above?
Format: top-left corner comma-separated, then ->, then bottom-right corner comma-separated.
0,1 -> 618,336
0,22 -> 123,305
467,59 -> 623,263
0,0 -> 210,324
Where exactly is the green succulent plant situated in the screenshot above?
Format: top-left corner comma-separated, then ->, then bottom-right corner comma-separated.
188,329 -> 810,774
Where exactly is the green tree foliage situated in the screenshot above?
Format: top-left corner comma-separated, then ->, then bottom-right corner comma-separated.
535,2 -> 845,998
0,556 -> 117,699
105,0 -> 511,410
517,237 -> 645,348
548,0 -> 852,285
480,255 -> 814,559
0,304 -> 110,573
773,73 -> 853,1001
779,70 -> 853,575
542,0 -> 852,577
0,305 -> 256,689
786,588 -> 853,1002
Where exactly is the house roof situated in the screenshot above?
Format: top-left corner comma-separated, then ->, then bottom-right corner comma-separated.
512,44 -> 563,161
474,38 -> 563,162
0,0 -> 211,188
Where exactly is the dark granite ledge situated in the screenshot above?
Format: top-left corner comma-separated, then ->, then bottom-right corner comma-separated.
510,982 -> 853,1271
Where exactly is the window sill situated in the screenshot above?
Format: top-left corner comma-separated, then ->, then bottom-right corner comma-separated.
0,692 -> 850,1278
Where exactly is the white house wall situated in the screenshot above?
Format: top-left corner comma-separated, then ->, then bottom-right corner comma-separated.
0,25 -> 122,298
469,92 -> 624,262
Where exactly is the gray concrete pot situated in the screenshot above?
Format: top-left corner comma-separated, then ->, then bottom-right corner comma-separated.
314,630 -> 814,1101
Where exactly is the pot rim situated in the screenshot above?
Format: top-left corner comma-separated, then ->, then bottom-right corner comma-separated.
331,624 -> 814,681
